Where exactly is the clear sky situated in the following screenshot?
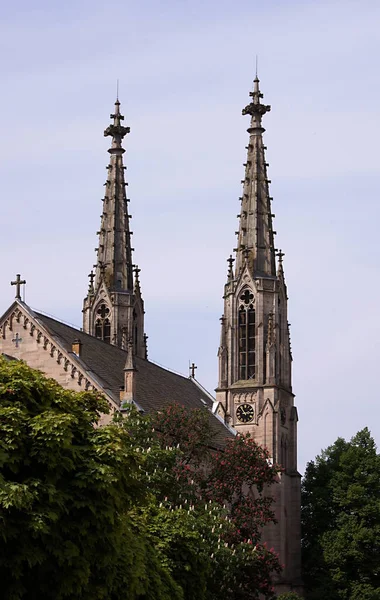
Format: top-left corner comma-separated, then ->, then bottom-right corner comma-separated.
1,0 -> 379,473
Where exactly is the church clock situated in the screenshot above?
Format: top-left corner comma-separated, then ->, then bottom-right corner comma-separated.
236,403 -> 254,423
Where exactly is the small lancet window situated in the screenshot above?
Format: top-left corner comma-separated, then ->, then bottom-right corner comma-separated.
95,320 -> 102,339
104,319 -> 111,343
94,304 -> 111,344
238,289 -> 256,380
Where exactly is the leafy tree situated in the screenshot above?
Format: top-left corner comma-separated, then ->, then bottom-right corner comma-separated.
123,403 -> 282,600
0,358 -> 180,600
0,357 -> 283,600
302,428 -> 380,600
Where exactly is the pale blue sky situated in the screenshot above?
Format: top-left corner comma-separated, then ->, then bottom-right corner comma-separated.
1,0 -> 379,472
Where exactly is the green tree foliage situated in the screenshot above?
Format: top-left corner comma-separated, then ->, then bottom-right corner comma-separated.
0,358 -> 180,600
123,403 -> 282,600
0,358 -> 282,600
277,593 -> 303,600
302,428 -> 380,600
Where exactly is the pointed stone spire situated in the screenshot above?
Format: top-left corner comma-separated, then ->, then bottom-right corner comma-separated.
94,99 -> 133,291
82,98 -> 146,354
120,338 -> 137,406
216,75 -> 301,590
235,76 -> 276,278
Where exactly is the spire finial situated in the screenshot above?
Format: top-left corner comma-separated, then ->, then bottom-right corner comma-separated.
254,58 -> 260,93
133,265 -> 141,292
276,249 -> 285,278
276,249 -> 285,264
116,78 -> 119,102
242,70 -> 270,127
104,96 -> 129,155
88,270 -> 95,294
227,255 -> 235,281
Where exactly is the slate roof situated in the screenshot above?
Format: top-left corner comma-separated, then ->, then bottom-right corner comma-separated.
34,311 -> 232,449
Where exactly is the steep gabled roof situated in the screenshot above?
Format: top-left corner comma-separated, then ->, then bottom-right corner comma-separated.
33,311 -> 231,449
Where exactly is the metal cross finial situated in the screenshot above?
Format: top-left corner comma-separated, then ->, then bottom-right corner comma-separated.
276,249 -> 285,263
11,274 -> 26,300
12,332 -> 22,348
190,362 -> 197,378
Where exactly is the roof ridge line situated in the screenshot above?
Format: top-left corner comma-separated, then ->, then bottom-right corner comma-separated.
31,307 -> 81,331
143,357 -> 189,380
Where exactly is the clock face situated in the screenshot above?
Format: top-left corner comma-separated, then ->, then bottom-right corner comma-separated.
236,403 -> 254,424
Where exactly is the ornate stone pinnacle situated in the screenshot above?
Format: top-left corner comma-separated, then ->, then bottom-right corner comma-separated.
104,98 -> 130,155
242,77 -> 271,129
227,255 -> 235,280
88,270 -> 95,294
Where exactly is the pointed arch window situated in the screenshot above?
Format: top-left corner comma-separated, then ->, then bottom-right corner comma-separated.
238,290 -> 256,380
95,304 -> 111,344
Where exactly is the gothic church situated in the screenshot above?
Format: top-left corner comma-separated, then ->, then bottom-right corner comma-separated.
0,76 -> 302,594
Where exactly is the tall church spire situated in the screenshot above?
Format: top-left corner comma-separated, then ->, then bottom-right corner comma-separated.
82,99 -> 146,356
94,98 -> 133,292
235,76 -> 276,277
215,75 -> 302,593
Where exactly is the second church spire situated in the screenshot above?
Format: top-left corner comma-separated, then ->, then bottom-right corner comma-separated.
235,77 -> 276,277
95,98 -> 134,292
82,99 -> 146,355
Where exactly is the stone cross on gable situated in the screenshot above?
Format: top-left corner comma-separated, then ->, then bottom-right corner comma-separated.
11,274 -> 26,300
190,362 -> 197,378
12,333 -> 22,348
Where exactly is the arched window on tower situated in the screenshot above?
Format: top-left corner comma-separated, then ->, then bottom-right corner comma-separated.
238,289 -> 256,380
94,304 -> 111,343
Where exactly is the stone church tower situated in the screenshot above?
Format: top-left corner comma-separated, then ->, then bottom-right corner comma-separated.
215,77 -> 302,592
82,99 -> 146,356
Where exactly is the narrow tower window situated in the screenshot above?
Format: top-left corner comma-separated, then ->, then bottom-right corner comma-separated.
94,304 -> 111,343
238,290 -> 256,380
104,319 -> 111,343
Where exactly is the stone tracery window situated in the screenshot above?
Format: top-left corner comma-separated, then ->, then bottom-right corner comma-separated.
238,289 -> 255,380
95,303 -> 111,343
